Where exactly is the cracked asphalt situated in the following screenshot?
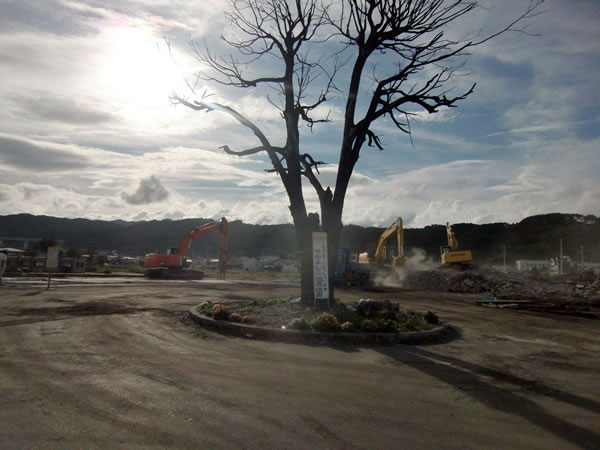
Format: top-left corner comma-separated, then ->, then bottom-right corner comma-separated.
1,276 -> 599,449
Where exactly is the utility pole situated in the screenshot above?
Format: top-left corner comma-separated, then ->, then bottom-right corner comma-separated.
503,245 -> 506,272
559,239 -> 563,275
580,245 -> 584,264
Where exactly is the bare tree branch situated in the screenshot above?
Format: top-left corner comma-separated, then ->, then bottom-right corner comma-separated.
189,0 -> 333,130
170,93 -> 290,184
220,144 -> 288,158
300,153 -> 327,197
173,0 -> 545,302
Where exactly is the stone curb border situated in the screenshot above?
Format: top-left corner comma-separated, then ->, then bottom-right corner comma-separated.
188,306 -> 453,346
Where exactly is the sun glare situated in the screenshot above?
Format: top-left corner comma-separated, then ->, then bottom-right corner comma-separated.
99,26 -> 188,125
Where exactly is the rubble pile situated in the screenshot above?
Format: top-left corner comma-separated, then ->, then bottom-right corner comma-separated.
402,267 -> 600,303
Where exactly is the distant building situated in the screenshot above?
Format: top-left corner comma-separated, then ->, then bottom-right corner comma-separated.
59,258 -> 86,273
0,237 -> 64,250
549,256 -> 575,275
4,250 -> 85,274
0,248 -> 25,256
580,262 -> 600,273
281,261 -> 299,273
515,260 -> 550,272
234,257 -> 260,271
260,256 -> 282,272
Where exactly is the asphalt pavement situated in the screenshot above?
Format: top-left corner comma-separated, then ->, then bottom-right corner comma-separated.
1,278 -> 598,449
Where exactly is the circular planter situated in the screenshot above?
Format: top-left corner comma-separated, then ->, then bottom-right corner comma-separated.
188,306 -> 454,346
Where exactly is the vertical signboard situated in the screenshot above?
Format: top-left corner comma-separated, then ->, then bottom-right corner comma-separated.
46,246 -> 59,271
312,232 -> 329,303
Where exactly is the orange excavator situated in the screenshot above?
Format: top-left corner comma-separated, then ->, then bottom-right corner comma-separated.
143,218 -> 228,279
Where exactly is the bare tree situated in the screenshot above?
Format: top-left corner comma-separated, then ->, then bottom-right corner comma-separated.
172,0 -> 543,304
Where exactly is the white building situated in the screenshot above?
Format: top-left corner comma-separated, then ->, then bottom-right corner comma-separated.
516,260 -> 550,272
239,257 -> 260,271
281,261 -> 300,273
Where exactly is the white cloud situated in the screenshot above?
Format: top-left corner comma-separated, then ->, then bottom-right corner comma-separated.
121,175 -> 169,205
339,150 -> 600,227
0,0 -> 598,229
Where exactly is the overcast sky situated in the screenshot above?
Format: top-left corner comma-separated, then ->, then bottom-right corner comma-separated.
0,0 -> 598,228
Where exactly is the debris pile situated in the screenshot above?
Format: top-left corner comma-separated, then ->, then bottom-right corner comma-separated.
401,267 -> 600,303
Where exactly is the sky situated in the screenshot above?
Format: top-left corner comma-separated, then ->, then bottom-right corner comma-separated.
0,0 -> 598,228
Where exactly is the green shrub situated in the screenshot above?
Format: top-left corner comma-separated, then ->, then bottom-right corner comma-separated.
212,303 -> 231,321
424,310 -> 440,325
395,322 -> 410,333
199,301 -> 214,316
229,312 -> 242,323
340,321 -> 354,332
310,312 -> 341,332
360,319 -> 378,332
375,305 -> 397,321
376,319 -> 397,333
289,318 -> 311,331
398,312 -> 433,331
337,311 -> 364,329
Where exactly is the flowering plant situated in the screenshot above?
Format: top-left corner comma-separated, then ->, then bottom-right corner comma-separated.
212,303 -> 231,320
310,312 -> 341,332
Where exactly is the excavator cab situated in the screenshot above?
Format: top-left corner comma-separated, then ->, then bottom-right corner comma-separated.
382,246 -> 401,265
440,223 -> 472,265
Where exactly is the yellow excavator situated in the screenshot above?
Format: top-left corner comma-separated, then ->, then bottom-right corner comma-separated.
440,222 -> 472,266
335,217 -> 404,287
373,217 -> 405,267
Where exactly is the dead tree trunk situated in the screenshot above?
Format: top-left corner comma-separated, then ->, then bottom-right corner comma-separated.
174,0 -> 543,310
290,207 -> 316,306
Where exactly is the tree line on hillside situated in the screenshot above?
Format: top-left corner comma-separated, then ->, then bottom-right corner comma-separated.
1,213 -> 598,264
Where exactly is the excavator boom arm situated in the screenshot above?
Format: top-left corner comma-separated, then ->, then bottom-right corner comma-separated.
446,222 -> 459,251
374,218 -> 404,264
176,218 -> 228,259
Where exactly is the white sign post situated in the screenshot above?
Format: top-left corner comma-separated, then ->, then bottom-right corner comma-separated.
46,246 -> 59,271
312,232 -> 330,307
46,246 -> 60,290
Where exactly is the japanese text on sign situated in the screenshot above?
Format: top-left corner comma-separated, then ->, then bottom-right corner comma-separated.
47,246 -> 59,271
312,232 -> 329,300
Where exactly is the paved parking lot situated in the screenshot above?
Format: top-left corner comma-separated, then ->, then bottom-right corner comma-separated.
1,277 -> 598,448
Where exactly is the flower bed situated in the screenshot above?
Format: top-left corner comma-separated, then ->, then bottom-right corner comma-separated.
196,298 -> 440,334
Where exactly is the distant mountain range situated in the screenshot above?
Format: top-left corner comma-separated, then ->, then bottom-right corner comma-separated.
1,213 -> 599,264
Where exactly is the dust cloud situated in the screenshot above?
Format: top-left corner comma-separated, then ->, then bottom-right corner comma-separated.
373,248 -> 437,287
